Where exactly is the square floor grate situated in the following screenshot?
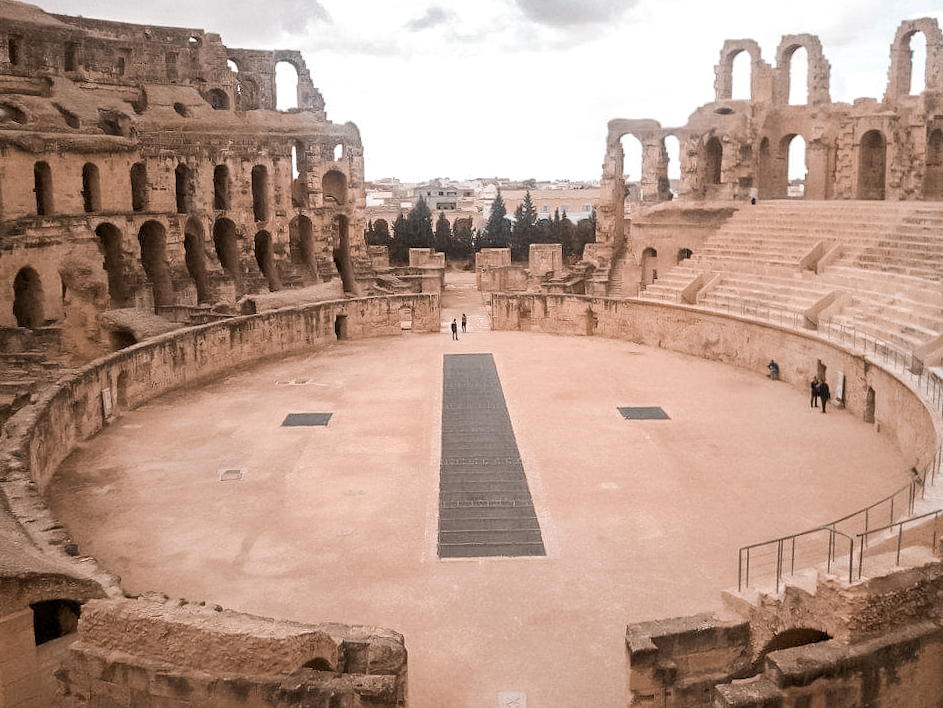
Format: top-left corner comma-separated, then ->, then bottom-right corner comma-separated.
618,406 -> 670,420
218,468 -> 246,482
282,413 -> 332,427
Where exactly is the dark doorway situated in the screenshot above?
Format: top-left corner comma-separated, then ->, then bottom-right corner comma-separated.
858,130 -> 886,200
184,218 -> 211,303
865,386 -> 876,424
34,161 -> 53,215
213,218 -> 243,295
334,314 -> 348,340
13,266 -> 44,328
31,600 -> 80,645
289,215 -> 318,281
704,137 -> 723,186
254,230 -> 281,291
95,223 -> 130,308
926,129 -> 943,200
332,215 -> 356,294
252,165 -> 269,222
131,162 -> 148,212
137,221 -> 174,309
82,163 -> 101,212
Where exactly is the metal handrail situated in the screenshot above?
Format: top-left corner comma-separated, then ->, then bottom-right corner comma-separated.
856,509 -> 943,578
739,526 -> 854,592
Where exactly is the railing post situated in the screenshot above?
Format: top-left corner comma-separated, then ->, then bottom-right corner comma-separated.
776,539 -> 783,592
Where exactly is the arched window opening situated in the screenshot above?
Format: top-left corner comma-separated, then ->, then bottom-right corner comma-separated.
291,144 -> 300,179
96,223 -> 130,308
322,170 -> 347,205
206,88 -> 229,110
227,59 -> 239,73
131,162 -> 148,212
137,221 -> 174,309
704,137 -> 723,186
787,134 -> 807,198
620,134 -> 643,203
213,218 -> 243,294
910,31 -> 927,95
34,161 -> 53,215
275,61 -> 299,111
665,135 -> 681,186
788,46 -> 808,106
859,130 -> 887,200
252,165 -> 269,221
290,215 -> 318,281
254,230 -> 281,291
926,128 -> 943,200
333,215 -> 356,294
184,218 -> 211,303
677,247 -> 693,263
641,247 -> 658,287
13,266 -> 44,328
731,51 -> 752,100
175,163 -> 192,214
82,163 -> 101,213
333,143 -> 344,162
213,165 -> 230,210
31,600 -> 80,646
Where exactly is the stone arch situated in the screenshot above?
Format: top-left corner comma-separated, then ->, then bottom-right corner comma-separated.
82,162 -> 101,213
620,134 -> 643,203
714,40 -> 763,101
755,628 -> 831,666
785,134 -> 807,198
775,35 -> 830,106
885,18 -> 943,100
322,170 -> 347,205
701,136 -> 724,188
30,600 -> 80,646
333,215 -> 356,294
13,266 -> 44,328
289,215 -> 318,280
213,217 -> 243,294
175,163 -> 192,214
677,247 -> 693,264
926,128 -> 943,200
234,74 -> 260,111
641,247 -> 658,287
213,164 -> 230,210
858,129 -> 886,200
131,162 -> 148,212
184,217 -> 211,303
251,165 -> 269,221
291,141 -> 308,207
137,221 -> 174,309
34,160 -> 53,215
205,88 -> 229,110
275,59 -> 301,110
254,230 -> 280,291
757,136 -> 774,199
95,222 -> 130,308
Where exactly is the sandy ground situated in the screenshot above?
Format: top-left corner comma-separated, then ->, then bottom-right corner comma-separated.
47,272 -> 912,708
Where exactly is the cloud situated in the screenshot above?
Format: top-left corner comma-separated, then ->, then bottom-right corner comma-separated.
512,0 -> 638,27
405,6 -> 455,31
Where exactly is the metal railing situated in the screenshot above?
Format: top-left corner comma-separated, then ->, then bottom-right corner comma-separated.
857,509 -> 943,578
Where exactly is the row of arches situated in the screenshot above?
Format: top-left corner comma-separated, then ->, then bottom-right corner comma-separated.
21,159 -> 349,219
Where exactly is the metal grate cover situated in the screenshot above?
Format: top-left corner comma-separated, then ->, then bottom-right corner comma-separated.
282,413 -> 332,427
618,406 -> 670,420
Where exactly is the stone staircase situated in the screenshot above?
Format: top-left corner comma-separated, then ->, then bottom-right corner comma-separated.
0,327 -> 64,427
636,200 -> 943,352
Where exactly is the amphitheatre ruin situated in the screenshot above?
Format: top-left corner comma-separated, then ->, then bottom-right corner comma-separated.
2,2 -> 943,707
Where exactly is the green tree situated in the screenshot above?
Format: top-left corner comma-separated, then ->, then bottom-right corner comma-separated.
390,213 -> 410,265
510,190 -> 538,261
566,209 -> 597,260
407,196 -> 434,250
449,217 -> 475,260
434,212 -> 451,254
366,218 -> 391,248
479,189 -> 511,250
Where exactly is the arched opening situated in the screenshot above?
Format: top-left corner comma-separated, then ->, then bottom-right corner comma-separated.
110,329 -> 137,350
788,46 -> 808,106
322,170 -> 347,205
254,230 -> 281,291
333,215 -> 356,294
757,628 -> 831,668
64,42 -> 79,72
34,161 -> 53,215
858,130 -> 886,200
620,134 -> 643,203
926,128 -> 943,200
910,31 -> 927,95
289,215 -> 318,280
131,162 -> 148,212
251,165 -> 269,221
786,134 -> 807,199
206,88 -> 229,110
213,218 -> 243,294
291,142 -> 307,207
137,221 -> 174,309
184,218 -> 211,303
731,50 -> 752,100
333,143 -> 343,162
865,386 -> 876,424
95,223 -> 130,308
302,658 -> 334,672
665,134 -> 681,189
13,266 -> 44,328
175,163 -> 192,214
677,247 -> 693,264
334,314 -> 348,340
758,137 -> 774,198
82,162 -> 101,212
640,247 -> 658,287
276,61 -> 299,110
31,600 -> 80,646
703,137 -> 723,187
213,164 -> 230,210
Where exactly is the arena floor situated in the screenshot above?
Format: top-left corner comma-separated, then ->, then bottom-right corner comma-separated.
47,272 -> 912,708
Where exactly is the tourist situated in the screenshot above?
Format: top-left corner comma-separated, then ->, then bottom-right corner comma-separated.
767,360 -> 779,380
451,319 -> 458,340
819,380 -> 830,413
810,377 -> 820,408
461,314 -> 467,333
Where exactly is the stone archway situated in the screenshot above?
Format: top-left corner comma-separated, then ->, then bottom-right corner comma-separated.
858,130 -> 886,200
213,218 -> 243,296
702,137 -> 723,188
13,266 -> 44,328
184,217 -> 211,303
95,223 -> 130,308
925,128 -> 943,200
332,215 -> 356,294
254,230 -> 281,291
137,221 -> 174,309
323,170 -> 347,205
289,215 -> 318,281
640,247 -> 658,287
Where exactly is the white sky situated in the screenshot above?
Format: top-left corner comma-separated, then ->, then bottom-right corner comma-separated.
32,0 -> 943,182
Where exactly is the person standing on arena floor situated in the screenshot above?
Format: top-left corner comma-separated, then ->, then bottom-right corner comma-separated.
461,313 -> 467,333
451,318 -> 459,340
810,376 -> 820,408
819,380 -> 830,413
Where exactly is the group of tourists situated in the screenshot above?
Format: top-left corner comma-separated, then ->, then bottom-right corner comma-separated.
450,314 -> 468,340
